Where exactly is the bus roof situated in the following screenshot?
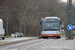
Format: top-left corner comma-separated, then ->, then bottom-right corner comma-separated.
0,19 -> 3,22
41,17 -> 60,20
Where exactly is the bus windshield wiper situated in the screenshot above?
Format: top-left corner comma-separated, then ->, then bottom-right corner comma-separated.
50,29 -> 59,30
44,29 -> 50,31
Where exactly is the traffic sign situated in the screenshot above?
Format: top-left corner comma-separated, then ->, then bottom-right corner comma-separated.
67,24 -> 73,30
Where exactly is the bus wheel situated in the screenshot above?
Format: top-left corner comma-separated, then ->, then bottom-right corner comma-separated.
57,37 -> 61,39
43,37 -> 48,39
2,37 -> 5,40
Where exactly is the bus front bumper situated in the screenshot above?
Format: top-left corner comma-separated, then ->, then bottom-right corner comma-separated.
42,34 -> 60,37
0,34 -> 4,38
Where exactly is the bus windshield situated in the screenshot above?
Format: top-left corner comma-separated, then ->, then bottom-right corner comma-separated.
42,21 -> 59,31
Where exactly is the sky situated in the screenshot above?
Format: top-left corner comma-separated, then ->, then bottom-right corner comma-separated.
60,0 -> 75,6
61,0 -> 67,2
60,0 -> 75,3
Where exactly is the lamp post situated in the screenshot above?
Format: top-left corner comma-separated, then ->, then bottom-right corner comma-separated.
66,0 -> 72,39
68,0 -> 72,39
29,7 -> 30,36
10,0 -> 11,36
66,0 -> 69,38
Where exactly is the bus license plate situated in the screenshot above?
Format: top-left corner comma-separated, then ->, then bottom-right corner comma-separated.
49,35 -> 53,36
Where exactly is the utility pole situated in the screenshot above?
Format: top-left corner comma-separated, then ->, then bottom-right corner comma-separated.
66,0 -> 73,39
10,0 -> 11,36
39,12 -> 41,37
66,0 -> 69,38
68,0 -> 72,39
29,7 -> 30,36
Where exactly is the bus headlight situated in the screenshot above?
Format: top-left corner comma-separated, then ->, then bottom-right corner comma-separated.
57,31 -> 59,34
42,31 -> 45,34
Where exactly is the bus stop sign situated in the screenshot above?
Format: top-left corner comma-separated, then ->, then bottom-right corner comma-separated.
67,24 -> 73,30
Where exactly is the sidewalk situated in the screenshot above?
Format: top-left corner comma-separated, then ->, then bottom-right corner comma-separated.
0,37 -> 38,46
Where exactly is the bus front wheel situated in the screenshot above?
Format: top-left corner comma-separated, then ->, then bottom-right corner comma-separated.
57,37 -> 61,39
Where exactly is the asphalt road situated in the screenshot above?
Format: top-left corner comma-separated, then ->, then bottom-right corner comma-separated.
0,37 -> 75,50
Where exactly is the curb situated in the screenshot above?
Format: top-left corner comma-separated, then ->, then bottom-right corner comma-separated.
0,37 -> 38,47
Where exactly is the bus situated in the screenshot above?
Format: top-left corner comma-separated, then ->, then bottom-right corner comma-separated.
0,19 -> 5,40
39,17 -> 62,38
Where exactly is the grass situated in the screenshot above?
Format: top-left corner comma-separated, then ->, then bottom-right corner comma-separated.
24,36 -> 36,37
72,31 -> 75,34
61,31 -> 75,36
0,41 -> 7,43
5,35 -> 11,38
61,32 -> 66,36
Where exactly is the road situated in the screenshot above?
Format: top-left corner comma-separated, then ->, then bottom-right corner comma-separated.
0,37 -> 75,50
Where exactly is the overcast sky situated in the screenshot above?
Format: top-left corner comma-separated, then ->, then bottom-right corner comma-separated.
60,0 -> 75,6
60,0 -> 75,3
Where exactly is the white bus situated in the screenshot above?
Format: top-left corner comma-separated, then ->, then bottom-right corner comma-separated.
0,19 -> 5,40
40,17 -> 62,38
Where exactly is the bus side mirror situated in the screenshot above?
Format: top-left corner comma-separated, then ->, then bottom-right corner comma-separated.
40,22 -> 41,25
60,21 -> 62,25
40,20 -> 42,25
